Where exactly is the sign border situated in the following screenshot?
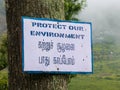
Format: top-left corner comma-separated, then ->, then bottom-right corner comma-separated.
22,16 -> 93,74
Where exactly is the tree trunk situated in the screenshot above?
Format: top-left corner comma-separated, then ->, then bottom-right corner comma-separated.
5,0 -> 69,90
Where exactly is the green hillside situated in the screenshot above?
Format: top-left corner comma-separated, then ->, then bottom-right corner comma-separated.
69,59 -> 120,90
68,38 -> 120,90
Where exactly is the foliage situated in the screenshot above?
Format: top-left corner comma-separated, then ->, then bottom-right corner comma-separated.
0,69 -> 8,90
64,0 -> 86,20
0,33 -> 7,70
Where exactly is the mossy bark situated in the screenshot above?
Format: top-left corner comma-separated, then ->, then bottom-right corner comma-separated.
5,0 -> 69,90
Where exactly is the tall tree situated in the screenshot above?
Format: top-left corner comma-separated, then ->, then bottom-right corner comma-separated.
5,0 -> 68,90
1,0 -> 87,70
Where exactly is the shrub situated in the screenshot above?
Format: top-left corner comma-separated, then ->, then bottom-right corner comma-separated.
0,79 -> 8,90
0,70 -> 8,90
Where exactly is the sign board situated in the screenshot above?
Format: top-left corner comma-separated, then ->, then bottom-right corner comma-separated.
22,17 -> 93,74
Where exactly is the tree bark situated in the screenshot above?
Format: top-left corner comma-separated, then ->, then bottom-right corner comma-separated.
5,0 -> 69,90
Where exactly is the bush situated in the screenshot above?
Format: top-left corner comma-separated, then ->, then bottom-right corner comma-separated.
0,79 -> 8,90
0,33 -> 8,70
0,70 -> 8,90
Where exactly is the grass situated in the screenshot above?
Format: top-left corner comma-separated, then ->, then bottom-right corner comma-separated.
68,59 -> 120,90
69,75 -> 120,90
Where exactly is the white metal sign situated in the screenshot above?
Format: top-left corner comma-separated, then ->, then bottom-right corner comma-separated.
22,17 -> 93,74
